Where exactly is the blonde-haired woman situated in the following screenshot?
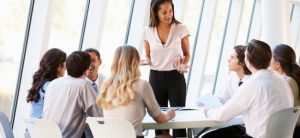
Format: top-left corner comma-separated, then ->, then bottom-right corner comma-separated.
97,45 -> 175,138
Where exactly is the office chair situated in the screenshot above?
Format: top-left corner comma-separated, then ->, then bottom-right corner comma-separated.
23,118 -> 62,138
0,112 -> 14,138
266,106 -> 300,138
86,117 -> 136,138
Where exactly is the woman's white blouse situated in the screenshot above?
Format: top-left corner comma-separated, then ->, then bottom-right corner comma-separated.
144,23 -> 190,71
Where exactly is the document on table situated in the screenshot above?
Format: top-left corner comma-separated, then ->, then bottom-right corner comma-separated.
195,95 -> 223,108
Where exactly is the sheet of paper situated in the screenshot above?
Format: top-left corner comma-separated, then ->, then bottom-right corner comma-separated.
195,95 -> 223,108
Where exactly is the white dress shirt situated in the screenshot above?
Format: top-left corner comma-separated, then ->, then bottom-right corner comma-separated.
86,73 -> 106,94
215,72 -> 251,104
207,69 -> 294,138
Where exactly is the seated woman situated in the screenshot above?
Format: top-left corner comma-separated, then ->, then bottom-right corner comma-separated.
25,48 -> 66,138
269,44 -> 300,138
26,48 -> 66,119
96,45 -> 175,138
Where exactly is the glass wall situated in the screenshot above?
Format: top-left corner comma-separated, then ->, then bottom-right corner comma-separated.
99,0 -> 133,76
0,0 -> 30,118
176,0 -> 203,58
4,0 -> 300,136
199,0 -> 230,96
290,1 -> 300,62
236,0 -> 255,44
48,0 -> 86,54
178,0 -> 203,83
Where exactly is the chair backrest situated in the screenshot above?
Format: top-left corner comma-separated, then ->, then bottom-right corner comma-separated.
266,106 -> 300,138
86,117 -> 136,138
0,112 -> 14,138
23,118 -> 62,138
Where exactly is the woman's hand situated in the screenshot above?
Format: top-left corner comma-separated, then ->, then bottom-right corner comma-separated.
173,56 -> 191,73
176,64 -> 191,74
154,108 -> 176,123
166,108 -> 175,121
172,56 -> 182,68
140,57 -> 151,65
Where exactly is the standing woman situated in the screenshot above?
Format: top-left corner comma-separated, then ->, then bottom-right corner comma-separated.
97,45 -> 175,138
26,48 -> 66,119
143,0 -> 190,137
269,44 -> 300,138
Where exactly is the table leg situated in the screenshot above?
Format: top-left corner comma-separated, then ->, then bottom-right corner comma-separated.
187,128 -> 192,138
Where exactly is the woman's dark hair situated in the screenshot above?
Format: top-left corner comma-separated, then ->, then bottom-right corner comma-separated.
273,44 -> 300,96
234,45 -> 251,75
26,48 -> 66,103
149,0 -> 180,27
246,39 -> 272,69
66,51 -> 91,77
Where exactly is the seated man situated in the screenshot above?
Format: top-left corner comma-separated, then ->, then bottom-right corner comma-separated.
82,48 -> 106,137
197,45 -> 251,107
194,45 -> 251,137
43,51 -> 103,138
203,39 -> 294,138
215,45 -> 251,104
84,48 -> 106,94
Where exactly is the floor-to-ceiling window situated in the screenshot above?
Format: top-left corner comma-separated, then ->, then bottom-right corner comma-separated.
290,1 -> 300,62
199,0 -> 230,96
47,0 -> 86,54
0,0 -> 30,118
98,0 -> 133,75
11,1 -> 88,136
8,0 -> 300,136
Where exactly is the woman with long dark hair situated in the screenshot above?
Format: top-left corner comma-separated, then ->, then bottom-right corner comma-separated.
26,48 -> 66,118
142,0 -> 191,136
270,44 -> 300,138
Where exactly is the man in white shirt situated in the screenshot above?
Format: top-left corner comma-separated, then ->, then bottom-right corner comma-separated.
199,46 -> 251,137
216,45 -> 251,104
82,48 -> 106,138
204,39 -> 294,138
84,48 -> 106,94
43,51 -> 103,138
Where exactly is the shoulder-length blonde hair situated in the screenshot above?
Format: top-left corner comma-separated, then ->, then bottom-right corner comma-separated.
96,45 -> 141,109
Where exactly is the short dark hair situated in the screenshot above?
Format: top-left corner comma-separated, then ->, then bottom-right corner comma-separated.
84,48 -> 101,60
149,0 -> 180,27
246,39 -> 272,69
66,51 -> 91,77
234,45 -> 251,75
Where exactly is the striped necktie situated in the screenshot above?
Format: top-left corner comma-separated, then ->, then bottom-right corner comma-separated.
92,82 -> 98,94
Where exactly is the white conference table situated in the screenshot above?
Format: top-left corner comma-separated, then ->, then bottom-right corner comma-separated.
142,107 -> 243,138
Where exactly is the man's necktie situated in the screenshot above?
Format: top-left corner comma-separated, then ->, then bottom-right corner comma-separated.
238,80 -> 243,86
92,82 -> 98,94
